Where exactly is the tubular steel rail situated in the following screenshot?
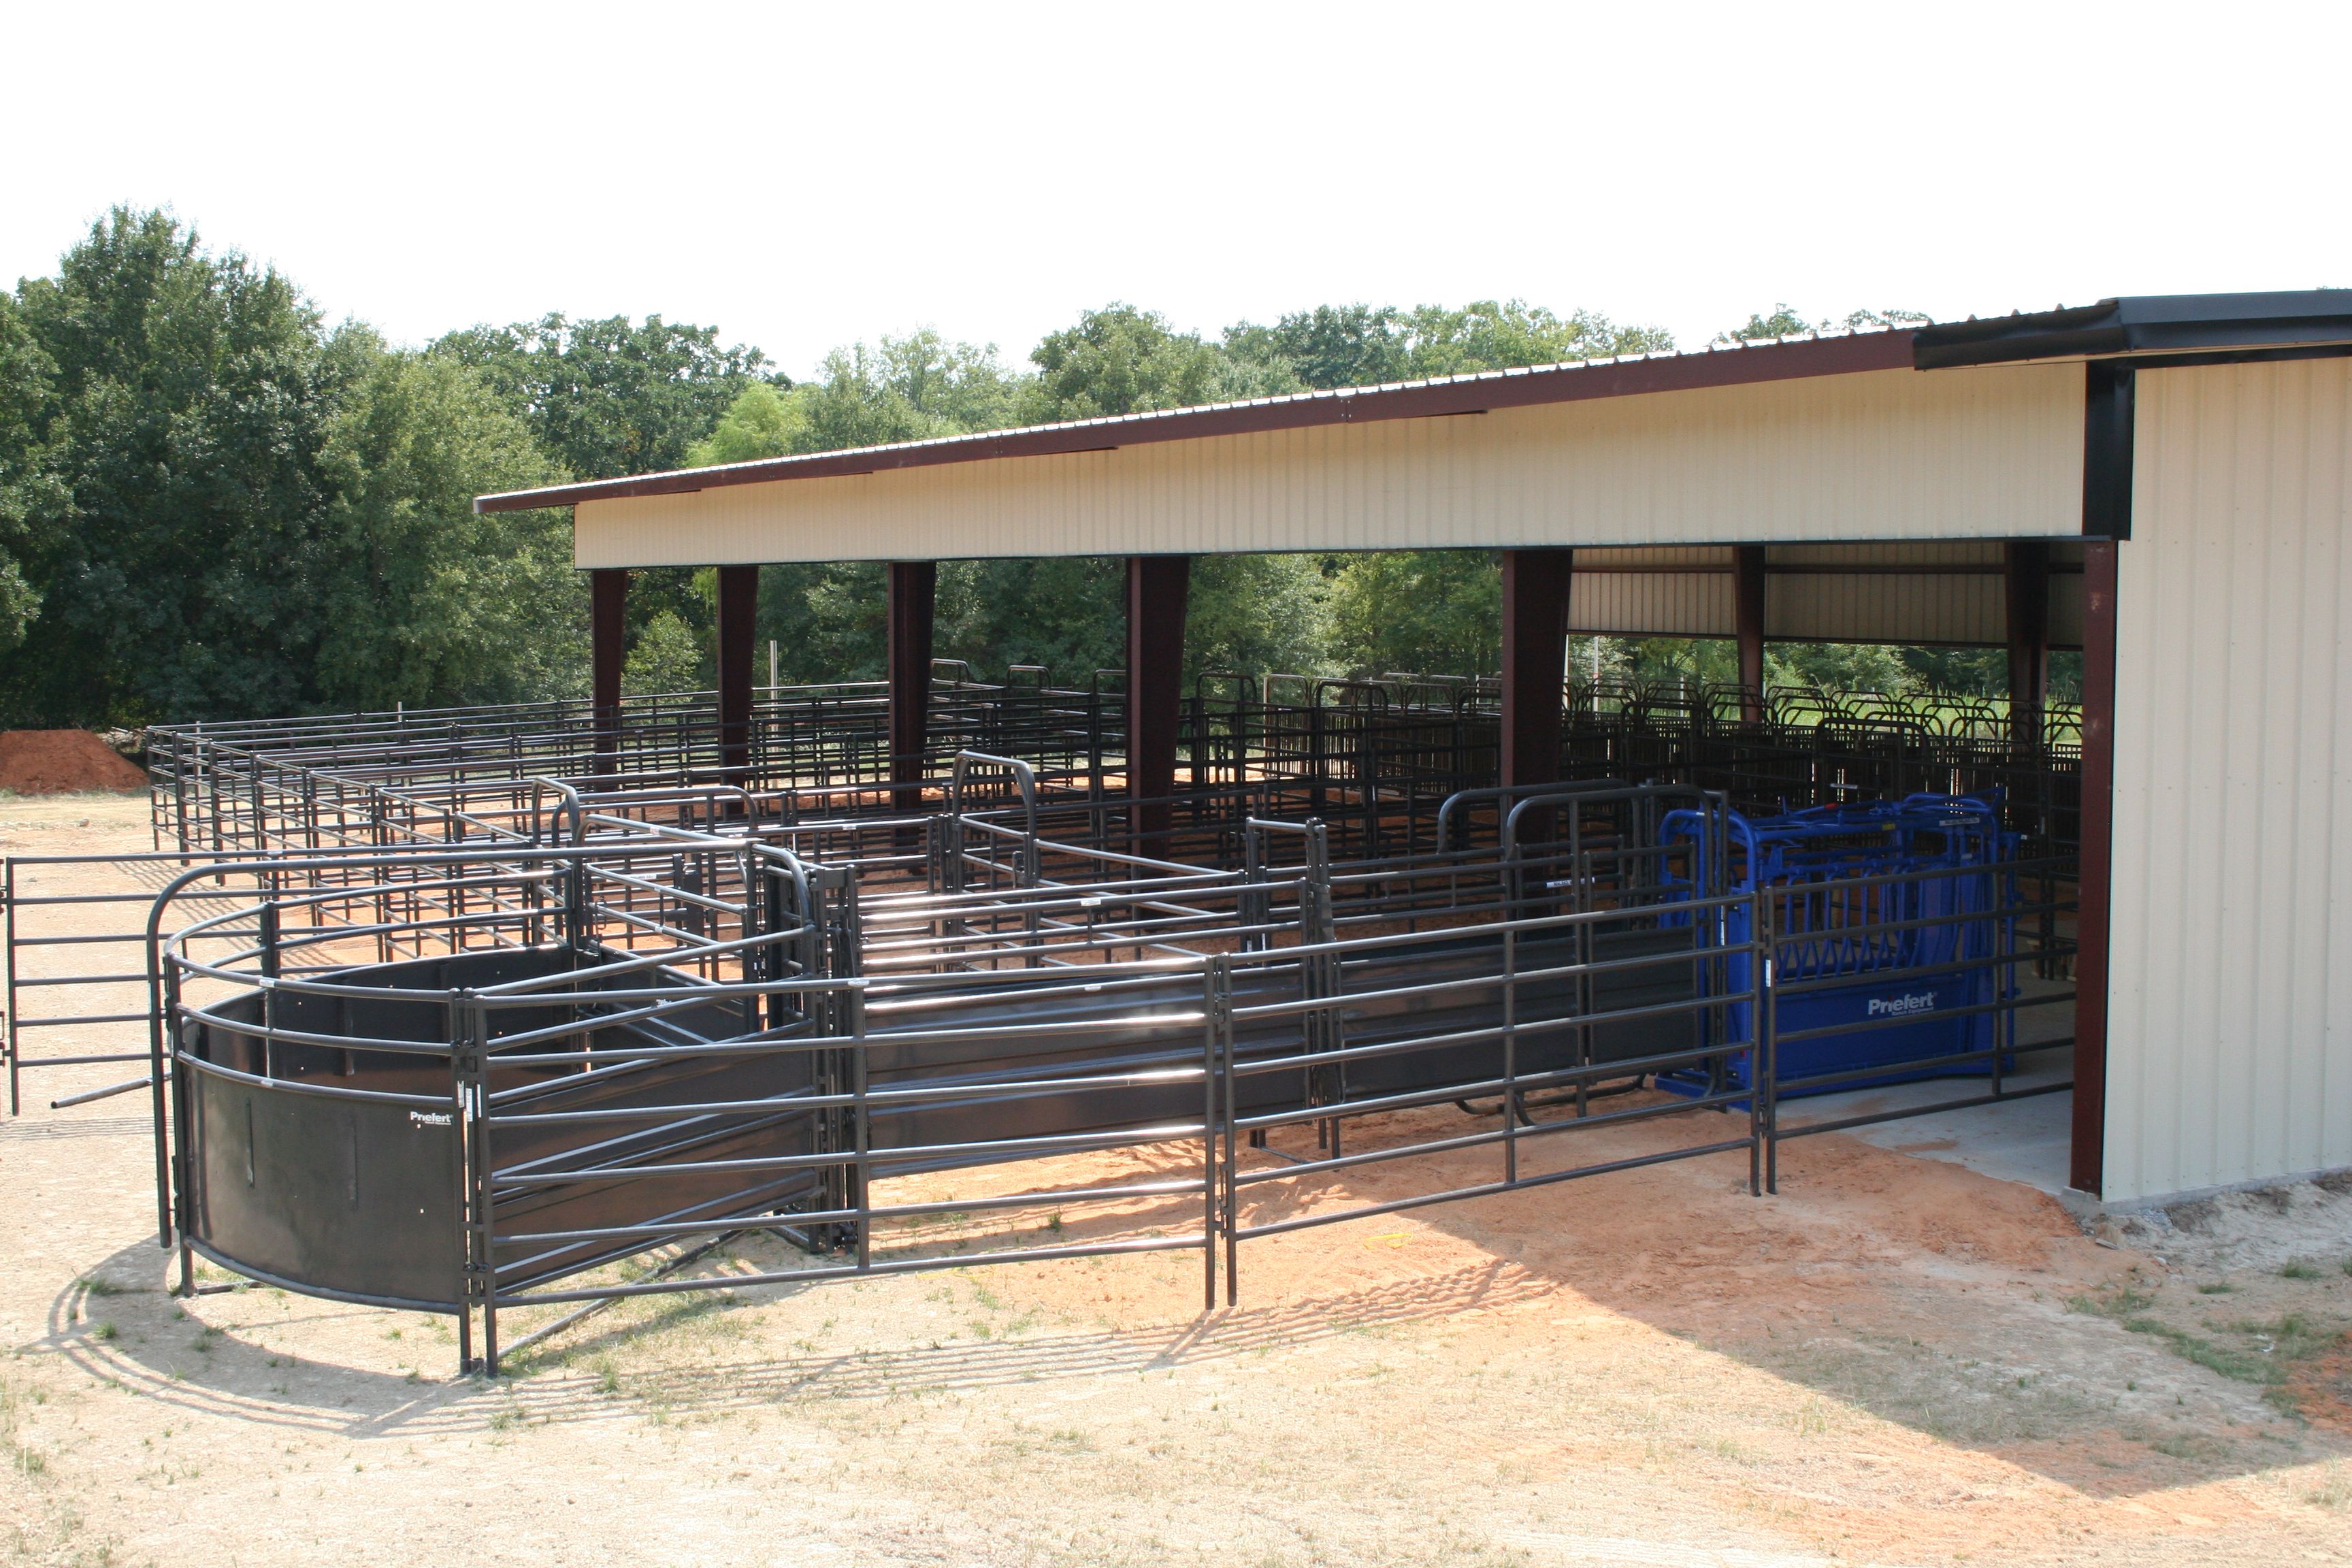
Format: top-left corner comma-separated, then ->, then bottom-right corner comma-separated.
5,677 -> 2080,1379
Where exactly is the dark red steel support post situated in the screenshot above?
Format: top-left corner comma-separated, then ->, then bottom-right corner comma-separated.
2070,540 -> 2117,1197
1126,555 -> 1192,853
1500,549 -> 1573,787
591,568 -> 627,781
715,565 -> 759,788
887,561 -> 938,814
1733,544 -> 1767,722
2004,540 -> 2052,746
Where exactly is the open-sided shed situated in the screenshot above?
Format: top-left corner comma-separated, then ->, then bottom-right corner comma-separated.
479,291 -> 2352,1208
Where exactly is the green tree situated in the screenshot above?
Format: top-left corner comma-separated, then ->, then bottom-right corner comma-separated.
623,609 -> 704,696
1186,555 -> 1331,681
798,330 -> 1024,451
1,209 -> 342,723
687,380 -> 806,466
436,314 -> 772,664
1328,551 -> 1500,674
1226,300 -> 1670,389
1397,300 -> 1669,376
310,331 -> 581,710
0,293 -> 54,649
1767,640 -> 1908,692
1717,304 -> 1817,344
1717,304 -> 1931,344
1223,304 -> 1409,391
1024,304 -> 1292,423
432,312 -> 772,480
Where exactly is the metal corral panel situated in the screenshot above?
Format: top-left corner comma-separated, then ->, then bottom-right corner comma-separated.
574,364 -> 2087,567
2105,357 -> 2352,1203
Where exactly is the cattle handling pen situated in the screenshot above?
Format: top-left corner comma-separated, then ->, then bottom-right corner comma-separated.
5,672 -> 2078,1376
13,289 -> 2352,1381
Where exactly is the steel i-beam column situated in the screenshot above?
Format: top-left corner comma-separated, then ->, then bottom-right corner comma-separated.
2004,540 -> 2052,747
1500,548 -> 1573,789
591,568 -> 627,782
715,566 -> 759,789
1734,545 -> 1767,722
887,561 -> 938,815
1126,555 -> 1192,855
2070,361 -> 2132,1199
2072,540 -> 2117,1196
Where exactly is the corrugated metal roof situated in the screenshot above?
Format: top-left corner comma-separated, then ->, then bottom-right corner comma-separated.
476,326 -> 1917,512
568,363 -> 2088,566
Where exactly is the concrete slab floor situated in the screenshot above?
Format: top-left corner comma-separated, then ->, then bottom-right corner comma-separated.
1780,1054 -> 2077,1198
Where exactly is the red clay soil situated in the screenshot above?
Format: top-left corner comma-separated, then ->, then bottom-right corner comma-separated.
0,730 -> 148,794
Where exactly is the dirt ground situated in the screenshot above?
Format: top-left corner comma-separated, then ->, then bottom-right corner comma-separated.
0,734 -> 147,796
7,796 -> 2352,1567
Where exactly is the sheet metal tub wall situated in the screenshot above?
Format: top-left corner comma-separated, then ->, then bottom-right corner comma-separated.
180,947 -> 821,1309
851,923 -> 1703,1162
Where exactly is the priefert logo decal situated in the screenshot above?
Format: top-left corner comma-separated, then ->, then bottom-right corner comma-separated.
408,1109 -> 453,1127
1867,992 -> 1937,1017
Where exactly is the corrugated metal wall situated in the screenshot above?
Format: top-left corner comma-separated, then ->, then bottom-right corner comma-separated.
2104,357 -> 2352,1202
1568,540 -> 2084,647
1569,546 -> 1735,636
1769,542 -> 2006,644
575,363 -> 2087,567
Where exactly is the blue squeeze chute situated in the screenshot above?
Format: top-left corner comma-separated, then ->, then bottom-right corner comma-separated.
1657,793 -> 2020,1100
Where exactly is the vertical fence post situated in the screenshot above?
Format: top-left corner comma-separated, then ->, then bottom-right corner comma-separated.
1211,953 -> 1238,1308
453,991 -> 495,1376
1757,891 -> 1778,1197
1200,958 -> 1220,1313
4,858 -> 17,1119
165,971 -> 196,1295
1503,904 -> 1519,1186
851,977 -> 870,1273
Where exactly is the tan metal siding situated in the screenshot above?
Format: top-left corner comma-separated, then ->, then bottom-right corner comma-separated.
2104,357 -> 2352,1203
574,364 -> 2087,567
1570,547 -> 1735,636
1767,542 -> 2007,644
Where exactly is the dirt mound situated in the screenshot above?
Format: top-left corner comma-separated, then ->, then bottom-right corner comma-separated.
0,730 -> 148,794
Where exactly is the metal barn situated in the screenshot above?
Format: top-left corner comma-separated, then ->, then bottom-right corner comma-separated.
474,291 -> 2352,1209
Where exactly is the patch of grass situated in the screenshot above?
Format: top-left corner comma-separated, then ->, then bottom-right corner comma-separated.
78,1275 -> 129,1298
2282,1260 -> 2326,1280
2079,1284 -> 2347,1411
2232,1312 -> 2336,1362
2,1376 -> 47,1480
2120,1318 -> 2281,1385
91,1323 -> 117,1343
2198,1282 -> 2236,1295
2149,1432 -> 2230,1462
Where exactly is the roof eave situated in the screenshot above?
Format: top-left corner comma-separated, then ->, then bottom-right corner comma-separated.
474,329 -> 1916,514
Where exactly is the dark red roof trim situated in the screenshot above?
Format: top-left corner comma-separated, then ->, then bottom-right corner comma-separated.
476,331 -> 1916,513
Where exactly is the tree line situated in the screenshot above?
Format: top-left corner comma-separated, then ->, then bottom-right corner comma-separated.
0,207 -> 2014,728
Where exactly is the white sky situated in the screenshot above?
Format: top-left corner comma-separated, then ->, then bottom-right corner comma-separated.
6,0 -> 2345,379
